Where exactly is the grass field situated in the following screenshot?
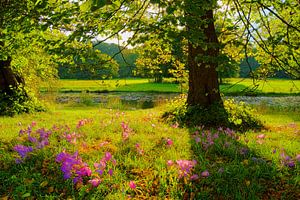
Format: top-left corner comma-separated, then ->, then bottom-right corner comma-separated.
41,78 -> 300,95
0,103 -> 299,199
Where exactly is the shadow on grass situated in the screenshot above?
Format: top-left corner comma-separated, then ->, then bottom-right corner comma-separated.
184,127 -> 300,199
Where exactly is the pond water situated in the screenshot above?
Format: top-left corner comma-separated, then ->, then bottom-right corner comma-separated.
45,92 -> 300,109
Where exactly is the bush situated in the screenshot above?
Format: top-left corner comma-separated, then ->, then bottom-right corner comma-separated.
162,95 -> 263,131
0,86 -> 45,116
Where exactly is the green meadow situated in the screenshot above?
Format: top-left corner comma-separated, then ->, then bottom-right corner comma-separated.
0,97 -> 299,199
41,78 -> 300,95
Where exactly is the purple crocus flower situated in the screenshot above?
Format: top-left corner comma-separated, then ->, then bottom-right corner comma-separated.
190,174 -> 199,181
13,145 -> 33,158
108,169 -> 113,176
89,178 -> 101,187
201,170 -> 210,177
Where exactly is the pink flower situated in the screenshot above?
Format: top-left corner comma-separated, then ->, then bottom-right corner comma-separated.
296,154 -> 300,162
167,160 -> 174,166
31,121 -> 37,127
257,134 -> 265,139
89,178 -> 101,187
77,166 -> 92,176
201,170 -> 210,177
195,136 -> 201,143
171,122 -> 179,128
166,138 -> 173,146
129,181 -> 136,189
190,174 -> 199,181
105,152 -> 112,162
108,169 -> 113,176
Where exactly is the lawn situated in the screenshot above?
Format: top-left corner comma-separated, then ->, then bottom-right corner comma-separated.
0,103 -> 299,199
41,78 -> 300,95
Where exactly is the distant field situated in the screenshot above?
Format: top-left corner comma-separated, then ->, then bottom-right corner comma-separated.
41,78 -> 300,95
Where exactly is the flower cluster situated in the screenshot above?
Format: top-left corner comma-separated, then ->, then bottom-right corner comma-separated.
56,151 -> 92,184
168,159 -> 197,179
279,150 -> 298,168
135,143 -> 144,155
35,128 -> 52,149
121,122 -> 132,141
76,119 -> 92,129
192,130 -> 219,150
94,152 -> 117,177
14,122 -> 53,163
63,132 -> 81,144
13,145 -> 33,163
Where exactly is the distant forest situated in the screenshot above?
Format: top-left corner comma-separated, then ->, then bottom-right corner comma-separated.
59,43 -> 292,80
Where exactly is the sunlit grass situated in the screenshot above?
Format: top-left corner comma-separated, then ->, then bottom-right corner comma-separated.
0,103 -> 299,199
40,78 -> 300,95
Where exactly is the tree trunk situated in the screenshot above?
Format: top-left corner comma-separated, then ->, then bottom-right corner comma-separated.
0,57 -> 25,94
186,9 -> 222,107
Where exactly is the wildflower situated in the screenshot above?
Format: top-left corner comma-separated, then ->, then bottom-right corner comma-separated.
76,119 -> 92,129
108,169 -> 113,176
76,166 -> 92,177
272,148 -> 277,154
190,174 -> 199,181
135,143 -> 144,155
256,134 -> 265,139
167,160 -> 174,166
56,151 -> 91,184
99,141 -> 109,147
104,152 -> 112,162
112,159 -> 117,166
296,154 -> 300,162
176,160 -> 197,178
286,160 -> 295,168
121,122 -> 132,141
31,121 -> 37,127
28,136 -> 37,143
89,178 -> 101,187
195,137 -> 201,143
129,181 -> 136,189
13,145 -> 33,159
166,138 -> 173,146
201,170 -> 210,177
171,122 -> 179,128
239,147 -> 249,155
96,170 -> 103,176
73,176 -> 83,184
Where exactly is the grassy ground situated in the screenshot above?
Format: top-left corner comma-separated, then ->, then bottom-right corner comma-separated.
0,103 -> 299,199
41,78 -> 300,95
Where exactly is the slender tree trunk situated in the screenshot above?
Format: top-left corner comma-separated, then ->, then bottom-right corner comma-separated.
186,9 -> 222,107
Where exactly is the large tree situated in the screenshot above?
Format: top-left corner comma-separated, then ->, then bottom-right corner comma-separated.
1,0 -> 299,117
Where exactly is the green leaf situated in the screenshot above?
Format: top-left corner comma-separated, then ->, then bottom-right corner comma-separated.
22,193 -> 31,198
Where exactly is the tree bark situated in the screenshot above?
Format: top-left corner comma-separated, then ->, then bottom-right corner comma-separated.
0,57 -> 25,94
186,9 -> 222,107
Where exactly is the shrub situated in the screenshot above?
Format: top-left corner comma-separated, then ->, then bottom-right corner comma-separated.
162,95 -> 263,131
0,86 -> 45,116
224,99 -> 263,130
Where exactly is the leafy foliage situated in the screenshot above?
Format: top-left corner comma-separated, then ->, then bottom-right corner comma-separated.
0,86 -> 45,116
163,95 -> 263,131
